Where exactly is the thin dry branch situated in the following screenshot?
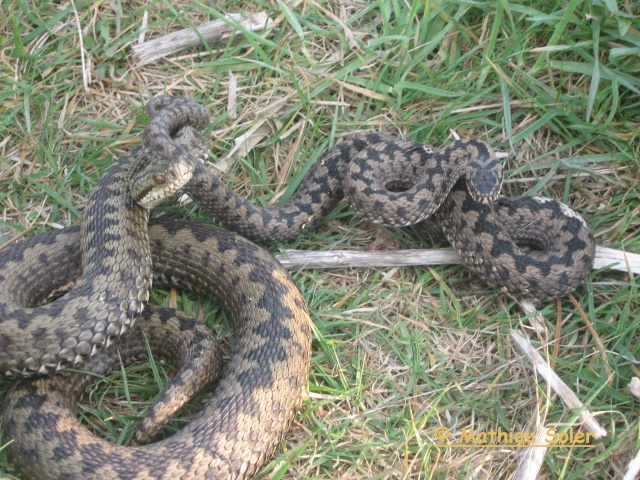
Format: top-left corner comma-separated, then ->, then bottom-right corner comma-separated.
510,330 -> 607,439
623,448 -> 640,480
630,378 -> 640,401
275,247 -> 461,269
514,427 -> 550,480
275,245 -> 640,274
131,12 -> 274,66
623,383 -> 640,480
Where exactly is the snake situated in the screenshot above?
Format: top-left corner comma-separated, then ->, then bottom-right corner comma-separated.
0,96 -> 595,479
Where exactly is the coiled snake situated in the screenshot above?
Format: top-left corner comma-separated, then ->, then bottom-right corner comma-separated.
1,96 -> 595,479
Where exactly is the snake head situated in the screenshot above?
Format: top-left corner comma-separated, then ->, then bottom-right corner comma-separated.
130,153 -> 195,209
465,141 -> 503,203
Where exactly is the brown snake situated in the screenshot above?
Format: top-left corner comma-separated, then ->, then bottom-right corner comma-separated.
1,96 -> 595,479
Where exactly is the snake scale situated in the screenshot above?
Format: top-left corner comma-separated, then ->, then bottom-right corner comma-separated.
1,96 -> 595,479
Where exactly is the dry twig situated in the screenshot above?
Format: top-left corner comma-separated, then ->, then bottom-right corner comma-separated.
510,329 -> 607,439
131,12 -> 274,66
514,427 -> 552,480
623,447 -> 640,480
275,246 -> 640,274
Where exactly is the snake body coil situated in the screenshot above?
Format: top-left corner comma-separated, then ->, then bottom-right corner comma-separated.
178,112 -> 594,302
1,96 -> 595,479
0,98 -> 210,376
3,221 -> 312,479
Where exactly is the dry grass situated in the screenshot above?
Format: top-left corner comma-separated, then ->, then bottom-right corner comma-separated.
1,0 -> 640,479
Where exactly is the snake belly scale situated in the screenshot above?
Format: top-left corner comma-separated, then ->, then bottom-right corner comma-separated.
1,96 -> 595,479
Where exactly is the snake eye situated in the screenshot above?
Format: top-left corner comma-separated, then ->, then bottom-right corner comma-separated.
154,174 -> 166,185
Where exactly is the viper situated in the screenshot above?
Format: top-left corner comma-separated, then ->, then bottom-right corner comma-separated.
1,96 -> 595,479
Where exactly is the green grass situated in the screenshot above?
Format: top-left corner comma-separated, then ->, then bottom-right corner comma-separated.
1,0 -> 639,478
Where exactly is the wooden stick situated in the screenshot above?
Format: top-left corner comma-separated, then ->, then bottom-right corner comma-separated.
275,245 -> 640,274
510,330 -> 607,439
623,448 -> 640,480
623,381 -> 640,480
592,246 -> 640,273
630,378 -> 640,401
513,427 -> 550,480
275,247 -> 460,269
132,12 -> 274,66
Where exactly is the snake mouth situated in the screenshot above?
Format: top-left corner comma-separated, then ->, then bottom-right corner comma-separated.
131,183 -> 154,203
470,188 -> 501,204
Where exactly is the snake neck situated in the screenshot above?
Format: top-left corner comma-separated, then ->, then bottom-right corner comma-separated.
183,134 -> 394,243
132,99 -> 210,208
